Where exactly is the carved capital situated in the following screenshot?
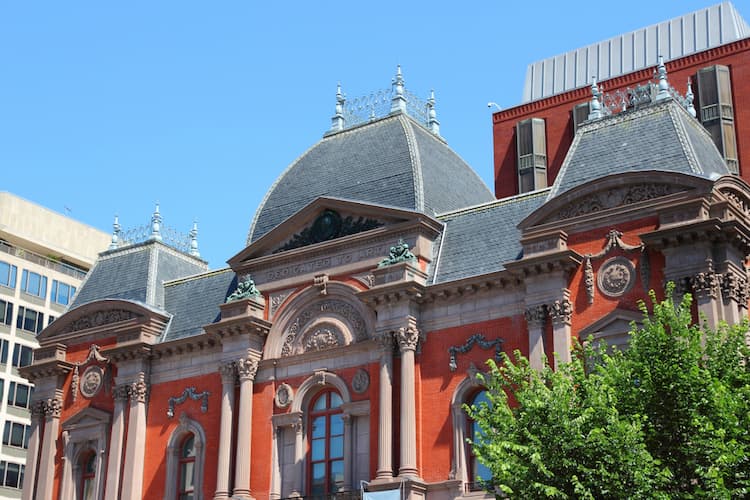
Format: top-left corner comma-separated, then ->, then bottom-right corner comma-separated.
548,299 -> 573,325
375,331 -> 395,352
235,356 -> 259,382
129,372 -> 149,404
43,397 -> 63,419
219,362 -> 236,383
396,326 -> 421,352
30,400 -> 46,420
113,384 -> 130,402
524,305 -> 547,328
292,415 -> 304,435
721,272 -> 743,303
691,271 -> 719,299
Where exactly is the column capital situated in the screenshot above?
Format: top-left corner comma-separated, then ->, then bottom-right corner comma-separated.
219,362 -> 236,383
374,331 -> 395,352
43,397 -> 62,419
721,272 -> 746,303
129,372 -> 149,404
548,298 -> 572,326
236,356 -> 259,382
30,400 -> 46,420
113,384 -> 130,402
396,326 -> 422,352
524,304 -> 547,328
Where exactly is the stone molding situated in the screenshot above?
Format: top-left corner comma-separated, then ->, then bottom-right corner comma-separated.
548,298 -> 573,325
396,326 -> 422,352
129,372 -> 149,404
235,356 -> 259,382
524,305 -> 547,327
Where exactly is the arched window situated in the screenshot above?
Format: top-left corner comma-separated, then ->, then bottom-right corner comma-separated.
308,390 -> 344,498
177,433 -> 196,500
78,450 -> 96,500
467,390 -> 492,489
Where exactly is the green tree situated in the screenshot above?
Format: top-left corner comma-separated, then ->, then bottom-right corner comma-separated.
467,287 -> 750,499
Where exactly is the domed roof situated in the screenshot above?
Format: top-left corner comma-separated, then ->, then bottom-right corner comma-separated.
247,113 -> 494,243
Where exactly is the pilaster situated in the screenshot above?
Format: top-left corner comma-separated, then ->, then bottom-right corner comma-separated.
120,372 -> 149,500
233,354 -> 259,500
396,325 -> 422,479
375,331 -> 395,480
104,384 -> 129,500
214,362 -> 236,500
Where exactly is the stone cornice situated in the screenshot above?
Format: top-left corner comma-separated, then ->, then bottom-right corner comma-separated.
422,270 -> 520,303
641,218 -> 750,252
204,315 -> 272,340
20,358 -> 75,383
151,332 -> 220,359
504,249 -> 583,278
102,343 -> 153,363
357,281 -> 426,307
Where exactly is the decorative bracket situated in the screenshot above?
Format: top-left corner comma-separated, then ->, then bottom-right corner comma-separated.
314,273 -> 329,295
448,333 -> 503,372
167,387 -> 210,418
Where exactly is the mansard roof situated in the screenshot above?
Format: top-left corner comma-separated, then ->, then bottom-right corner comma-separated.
430,190 -> 549,284
548,97 -> 731,199
246,112 -> 494,244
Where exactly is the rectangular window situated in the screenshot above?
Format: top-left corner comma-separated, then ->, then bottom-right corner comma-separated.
20,270 -> 47,298
2,421 -> 30,449
696,65 -> 739,174
16,306 -> 44,334
0,340 -> 9,364
0,261 -> 17,289
6,382 -> 32,409
11,344 -> 32,368
0,461 -> 24,488
572,102 -> 591,135
50,280 -> 76,306
0,299 -> 12,326
516,118 -> 548,193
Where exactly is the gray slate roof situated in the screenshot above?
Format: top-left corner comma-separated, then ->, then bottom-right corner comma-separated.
72,241 -> 208,310
247,113 -> 494,243
548,98 -> 730,199
431,190 -> 549,283
162,268 -> 236,342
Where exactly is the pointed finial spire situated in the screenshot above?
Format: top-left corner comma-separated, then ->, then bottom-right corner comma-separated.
685,77 -> 696,117
330,82 -> 346,132
109,214 -> 121,250
427,89 -> 440,136
587,77 -> 603,120
189,220 -> 200,257
655,55 -> 670,101
391,65 -> 407,113
150,202 -> 162,241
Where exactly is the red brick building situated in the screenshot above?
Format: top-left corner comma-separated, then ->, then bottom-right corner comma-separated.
19,4 -> 750,500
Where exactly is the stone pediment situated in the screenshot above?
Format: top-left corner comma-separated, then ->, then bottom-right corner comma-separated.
579,308 -> 643,351
520,171 -> 713,230
229,197 -> 436,265
38,299 -> 169,346
62,407 -> 111,430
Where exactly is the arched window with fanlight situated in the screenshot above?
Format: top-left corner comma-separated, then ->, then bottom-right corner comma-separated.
308,390 -> 345,498
78,450 -> 97,500
467,390 -> 492,490
177,433 -> 196,500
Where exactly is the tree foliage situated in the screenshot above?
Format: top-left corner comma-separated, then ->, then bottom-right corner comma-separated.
467,287 -> 750,499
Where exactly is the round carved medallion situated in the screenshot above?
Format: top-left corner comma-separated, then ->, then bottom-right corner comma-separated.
311,210 -> 342,243
80,366 -> 104,398
351,369 -> 370,394
275,383 -> 294,409
597,256 -> 635,297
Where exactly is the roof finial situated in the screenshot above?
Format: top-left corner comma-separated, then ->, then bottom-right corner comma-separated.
655,55 -> 670,101
427,89 -> 440,136
150,202 -> 162,241
189,220 -> 200,257
391,65 -> 407,113
685,77 -> 697,117
587,77 -> 603,120
330,82 -> 346,132
109,214 -> 121,250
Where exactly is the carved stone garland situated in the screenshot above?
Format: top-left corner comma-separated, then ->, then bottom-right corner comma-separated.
551,183 -> 682,222
583,230 -> 646,304
61,310 -> 137,334
448,334 -> 503,372
167,387 -> 210,418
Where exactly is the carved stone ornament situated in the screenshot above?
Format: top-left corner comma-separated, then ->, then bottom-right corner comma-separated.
351,369 -> 370,393
551,184 -> 681,222
167,387 -> 210,418
226,275 -> 261,303
235,356 -> 259,381
448,334 -> 503,372
597,256 -> 636,298
280,299 -> 367,357
275,383 -> 293,408
378,239 -> 417,268
314,273 -> 329,295
61,310 -> 137,334
524,305 -> 547,327
113,384 -> 130,402
43,397 -> 63,418
273,209 -> 384,254
80,365 -> 105,398
375,331 -> 394,352
691,263 -> 719,299
71,365 -> 79,403
548,299 -> 573,325
353,272 -> 375,289
302,326 -> 342,353
130,372 -> 149,403
396,326 -> 422,352
584,258 -> 595,304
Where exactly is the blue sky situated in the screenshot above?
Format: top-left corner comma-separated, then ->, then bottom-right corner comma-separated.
1,1 -> 742,267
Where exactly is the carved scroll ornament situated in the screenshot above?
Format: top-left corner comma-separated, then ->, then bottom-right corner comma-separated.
448,334 -> 503,372
167,387 -> 210,418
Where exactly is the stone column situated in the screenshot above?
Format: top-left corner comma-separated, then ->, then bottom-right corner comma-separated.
549,298 -> 573,369
233,355 -> 259,500
691,269 -> 721,329
20,402 -> 44,500
291,416 -> 305,497
120,373 -> 148,500
375,331 -> 394,479
720,272 -> 744,325
269,426 -> 281,500
36,396 -> 62,500
214,363 -> 236,500
342,413 -> 354,491
396,326 -> 420,478
104,384 -> 129,500
525,305 -> 547,370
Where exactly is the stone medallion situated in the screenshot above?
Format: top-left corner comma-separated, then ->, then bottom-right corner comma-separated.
351,369 -> 370,394
597,256 -> 635,297
275,383 -> 293,409
80,366 -> 104,398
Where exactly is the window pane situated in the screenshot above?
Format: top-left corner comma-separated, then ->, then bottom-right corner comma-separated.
311,416 -> 326,439
7,382 -> 15,405
2,422 -> 9,445
82,478 -> 96,500
311,462 -> 326,490
330,460 -> 344,491
5,463 -> 19,488
330,436 -> 344,459
0,262 -> 17,289
25,271 -> 40,296
10,423 -> 23,447
181,435 -> 195,458
15,385 -> 28,408
311,437 -> 325,461
330,392 -> 342,408
330,414 -> 343,436
0,341 -> 7,364
313,394 -> 327,411
180,462 -> 195,491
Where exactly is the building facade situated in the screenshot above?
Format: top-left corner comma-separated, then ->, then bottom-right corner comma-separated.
0,192 -> 110,498
20,5 -> 750,500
